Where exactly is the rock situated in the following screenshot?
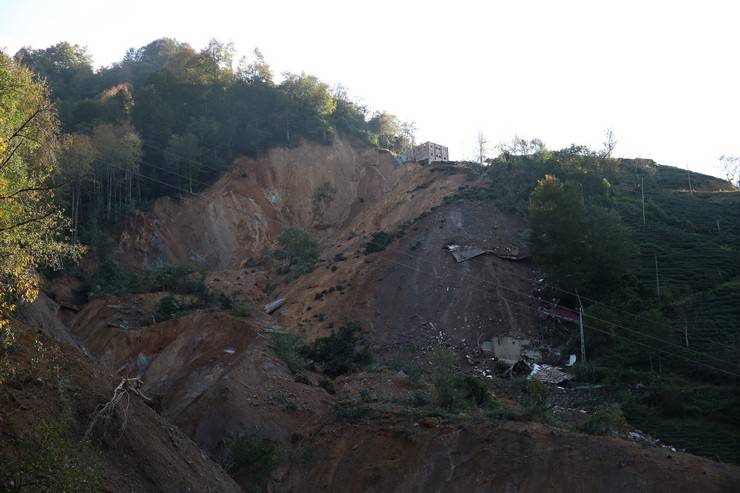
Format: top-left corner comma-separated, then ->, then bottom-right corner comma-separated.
393,370 -> 409,382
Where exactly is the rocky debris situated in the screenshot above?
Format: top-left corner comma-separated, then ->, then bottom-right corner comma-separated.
528,363 -> 574,385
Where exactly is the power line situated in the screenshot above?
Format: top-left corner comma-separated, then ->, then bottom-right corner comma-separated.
374,243 -> 740,372
373,252 -> 740,379
83,149 -> 740,374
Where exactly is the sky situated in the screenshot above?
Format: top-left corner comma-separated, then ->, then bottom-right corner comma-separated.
2,0 -> 739,178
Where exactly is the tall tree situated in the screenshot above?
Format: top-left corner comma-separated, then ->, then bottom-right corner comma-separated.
91,123 -> 142,220
58,133 -> 96,240
0,52 -> 82,331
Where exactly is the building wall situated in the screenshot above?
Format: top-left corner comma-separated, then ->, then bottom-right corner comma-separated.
413,141 -> 449,163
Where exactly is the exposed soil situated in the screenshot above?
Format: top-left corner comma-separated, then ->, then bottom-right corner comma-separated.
283,420 -> 740,493
20,138 -> 740,492
0,323 -> 241,493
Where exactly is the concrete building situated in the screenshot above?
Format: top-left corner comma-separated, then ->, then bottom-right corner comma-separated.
412,141 -> 449,164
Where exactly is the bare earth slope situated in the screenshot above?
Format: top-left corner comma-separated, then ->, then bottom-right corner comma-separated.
0,324 -> 241,493
37,137 -> 740,492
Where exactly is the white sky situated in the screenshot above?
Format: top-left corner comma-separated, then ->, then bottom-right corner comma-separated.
2,0 -> 739,177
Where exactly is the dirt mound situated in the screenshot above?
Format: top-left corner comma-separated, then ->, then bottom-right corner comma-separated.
0,323 -> 241,492
282,421 -> 740,492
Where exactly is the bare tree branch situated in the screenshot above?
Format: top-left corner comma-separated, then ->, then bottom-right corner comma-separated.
0,141 -> 24,170
2,106 -> 44,146
0,181 -> 66,201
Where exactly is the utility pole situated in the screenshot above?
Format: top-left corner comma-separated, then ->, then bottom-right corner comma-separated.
654,254 -> 660,297
576,290 -> 586,364
641,176 -> 646,225
687,164 -> 694,195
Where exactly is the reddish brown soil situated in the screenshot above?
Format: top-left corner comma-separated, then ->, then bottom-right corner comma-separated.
0,323 -> 241,492
283,420 -> 740,493
25,138 -> 740,492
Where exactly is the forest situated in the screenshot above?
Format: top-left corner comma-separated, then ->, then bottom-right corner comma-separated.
12,38 -> 415,241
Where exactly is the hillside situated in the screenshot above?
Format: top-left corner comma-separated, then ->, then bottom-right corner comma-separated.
4,135 -> 734,492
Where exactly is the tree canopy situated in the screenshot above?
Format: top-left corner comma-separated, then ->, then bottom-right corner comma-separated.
12,38 -> 415,240
0,52 -> 82,330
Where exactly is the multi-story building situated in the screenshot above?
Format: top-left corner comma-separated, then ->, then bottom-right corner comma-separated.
412,141 -> 449,164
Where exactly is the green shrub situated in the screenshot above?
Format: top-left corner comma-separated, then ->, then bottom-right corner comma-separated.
318,377 -> 336,395
155,296 -> 182,322
335,403 -> 373,422
428,347 -> 491,412
224,435 -> 277,484
231,302 -> 254,318
217,292 -> 233,310
364,231 -> 394,253
136,265 -> 194,293
277,226 -> 319,274
270,333 -> 307,374
524,379 -> 551,421
0,420 -> 102,492
579,404 -> 630,435
312,182 -> 336,219
300,321 -> 372,377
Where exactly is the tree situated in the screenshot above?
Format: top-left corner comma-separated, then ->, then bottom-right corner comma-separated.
279,73 -> 336,143
600,128 -> 617,159
58,133 -> 96,240
528,174 -> 636,296
367,112 -> 414,154
164,132 -> 200,193
0,52 -> 83,329
14,42 -> 94,101
498,135 -> 546,156
277,226 -> 319,274
91,123 -> 142,220
236,48 -> 273,85
477,131 -> 488,165
719,155 -> 739,187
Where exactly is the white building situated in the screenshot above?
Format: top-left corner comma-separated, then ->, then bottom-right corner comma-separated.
412,141 -> 449,164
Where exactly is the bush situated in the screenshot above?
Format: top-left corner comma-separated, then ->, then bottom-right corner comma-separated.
524,379 -> 551,421
364,231 -> 394,253
224,435 -> 277,484
334,403 -> 373,422
155,296 -> 182,322
217,292 -> 233,310
428,347 -> 491,412
300,321 -> 372,377
318,377 -> 336,395
579,404 -> 630,435
0,420 -> 102,492
231,302 -> 254,318
136,265 -> 195,293
277,226 -> 319,274
270,333 -> 307,374
312,182 -> 336,220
